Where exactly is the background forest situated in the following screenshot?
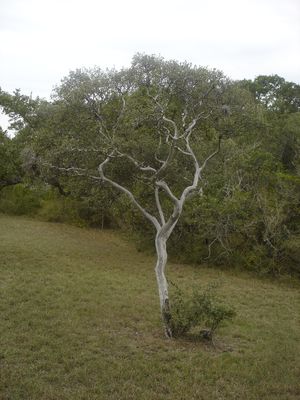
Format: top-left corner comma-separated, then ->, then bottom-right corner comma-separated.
1,54 -> 299,276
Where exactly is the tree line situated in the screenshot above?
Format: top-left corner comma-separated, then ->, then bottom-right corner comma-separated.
1,54 -> 299,280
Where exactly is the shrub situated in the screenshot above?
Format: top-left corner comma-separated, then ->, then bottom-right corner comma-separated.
0,184 -> 42,215
281,235 -> 300,275
37,191 -> 86,227
169,281 -> 235,339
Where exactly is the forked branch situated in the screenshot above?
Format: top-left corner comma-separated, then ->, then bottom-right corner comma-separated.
98,153 -> 160,230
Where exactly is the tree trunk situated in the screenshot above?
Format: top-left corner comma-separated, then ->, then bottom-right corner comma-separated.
155,233 -> 172,338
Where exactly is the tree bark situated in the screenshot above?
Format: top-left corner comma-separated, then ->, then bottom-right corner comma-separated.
155,232 -> 172,338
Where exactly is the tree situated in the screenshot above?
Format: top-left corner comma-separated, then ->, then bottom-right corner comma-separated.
2,55 -> 252,335
32,54 -> 242,337
0,128 -> 21,190
2,63 -> 299,282
239,75 -> 300,114
0,88 -> 41,130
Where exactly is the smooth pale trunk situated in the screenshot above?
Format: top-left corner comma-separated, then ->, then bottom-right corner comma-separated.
155,232 -> 172,338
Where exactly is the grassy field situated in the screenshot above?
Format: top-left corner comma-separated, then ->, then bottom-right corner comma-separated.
0,214 -> 300,400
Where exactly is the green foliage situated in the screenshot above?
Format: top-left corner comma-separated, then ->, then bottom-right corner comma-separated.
37,191 -> 86,226
281,235 -> 300,275
1,58 -> 299,278
166,128 -> 300,275
0,184 -> 91,227
0,184 -> 41,215
239,75 -> 300,114
169,281 -> 235,338
0,129 -> 21,189
0,87 -> 42,130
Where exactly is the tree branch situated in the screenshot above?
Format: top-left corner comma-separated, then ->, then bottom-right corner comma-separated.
116,151 -> 157,173
98,154 -> 161,230
42,162 -> 88,175
155,187 -> 166,225
179,132 -> 201,203
155,141 -> 175,178
199,135 -> 222,172
174,145 -> 191,156
146,89 -> 179,139
162,116 -> 179,139
156,180 -> 179,206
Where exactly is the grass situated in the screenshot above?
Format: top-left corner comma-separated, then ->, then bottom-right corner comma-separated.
0,214 -> 300,400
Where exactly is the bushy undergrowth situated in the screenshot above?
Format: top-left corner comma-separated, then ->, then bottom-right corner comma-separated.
0,184 -> 86,226
37,191 -> 86,226
1,182 -> 299,277
169,281 -> 235,339
0,184 -> 42,215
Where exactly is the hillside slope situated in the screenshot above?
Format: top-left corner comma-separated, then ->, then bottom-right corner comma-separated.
0,215 -> 299,399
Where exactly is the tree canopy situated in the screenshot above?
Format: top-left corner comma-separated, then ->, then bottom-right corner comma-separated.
0,55 -> 299,279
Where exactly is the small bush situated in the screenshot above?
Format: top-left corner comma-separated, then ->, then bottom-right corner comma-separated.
169,281 -> 235,339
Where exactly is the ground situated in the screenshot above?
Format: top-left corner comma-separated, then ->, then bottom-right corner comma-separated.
0,214 -> 299,400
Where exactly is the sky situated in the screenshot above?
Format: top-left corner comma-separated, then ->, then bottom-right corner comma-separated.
0,0 -> 300,130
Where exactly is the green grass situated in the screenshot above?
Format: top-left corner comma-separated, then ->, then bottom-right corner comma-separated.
0,214 -> 300,400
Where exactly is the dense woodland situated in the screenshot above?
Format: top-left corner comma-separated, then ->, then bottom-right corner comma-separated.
1,54 -> 300,276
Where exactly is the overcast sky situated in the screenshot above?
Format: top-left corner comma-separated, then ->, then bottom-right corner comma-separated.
0,0 -> 300,129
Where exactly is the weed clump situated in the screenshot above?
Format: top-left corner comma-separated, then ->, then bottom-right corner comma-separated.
169,281 -> 235,339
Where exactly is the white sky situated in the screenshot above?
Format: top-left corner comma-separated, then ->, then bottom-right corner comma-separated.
0,0 -> 300,130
